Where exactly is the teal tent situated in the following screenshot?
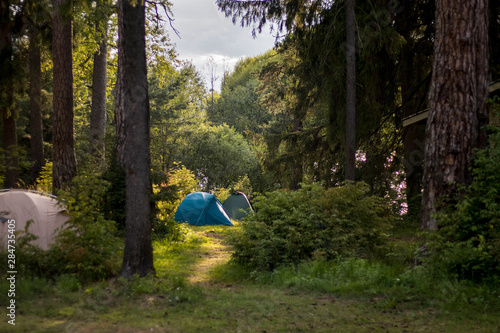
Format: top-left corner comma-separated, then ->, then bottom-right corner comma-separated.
174,192 -> 233,226
223,192 -> 254,220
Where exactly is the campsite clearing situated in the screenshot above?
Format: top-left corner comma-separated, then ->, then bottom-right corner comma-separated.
0,225 -> 498,332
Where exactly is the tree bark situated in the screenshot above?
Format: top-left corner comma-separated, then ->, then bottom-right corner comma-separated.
118,0 -> 155,278
421,0 -> 489,230
114,6 -> 125,168
29,27 -> 45,183
289,117 -> 303,190
345,0 -> 356,182
89,23 -> 108,164
52,0 -> 77,192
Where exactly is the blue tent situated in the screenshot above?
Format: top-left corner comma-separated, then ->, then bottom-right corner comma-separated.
174,192 -> 233,226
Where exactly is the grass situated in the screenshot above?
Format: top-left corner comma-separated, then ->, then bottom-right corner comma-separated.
1,223 -> 499,332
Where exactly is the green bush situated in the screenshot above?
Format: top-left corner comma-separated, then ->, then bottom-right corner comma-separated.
152,163 -> 199,240
45,169 -> 123,282
0,220 -> 47,276
427,108 -> 500,283
0,168 -> 123,282
35,161 -> 53,193
230,182 -> 393,271
101,158 -> 126,232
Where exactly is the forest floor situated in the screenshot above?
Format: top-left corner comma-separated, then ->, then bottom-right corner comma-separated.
0,224 -> 498,332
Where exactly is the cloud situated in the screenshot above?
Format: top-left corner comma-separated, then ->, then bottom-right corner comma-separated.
169,0 -> 275,90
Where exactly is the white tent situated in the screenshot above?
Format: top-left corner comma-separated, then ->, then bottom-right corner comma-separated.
0,190 -> 69,250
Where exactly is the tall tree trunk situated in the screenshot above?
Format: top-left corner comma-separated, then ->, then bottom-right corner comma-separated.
118,0 -> 155,278
345,0 -> 356,181
89,23 -> 108,164
114,10 -> 125,168
52,0 -> 77,192
29,27 -> 45,183
2,111 -> 18,188
289,117 -> 303,190
0,2 -> 18,188
421,0 -> 489,230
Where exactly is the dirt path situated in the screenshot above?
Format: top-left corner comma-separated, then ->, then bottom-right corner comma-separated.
187,231 -> 232,284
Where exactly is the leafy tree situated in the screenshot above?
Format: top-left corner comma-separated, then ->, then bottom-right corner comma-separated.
148,61 -> 207,177
255,45 -> 320,189
148,58 -> 262,192
217,1 -> 441,217
176,123 -> 260,191
211,54 -> 272,135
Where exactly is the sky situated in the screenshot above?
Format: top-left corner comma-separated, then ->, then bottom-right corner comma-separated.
168,0 -> 276,91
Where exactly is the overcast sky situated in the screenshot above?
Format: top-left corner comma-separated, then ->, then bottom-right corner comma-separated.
168,0 -> 276,90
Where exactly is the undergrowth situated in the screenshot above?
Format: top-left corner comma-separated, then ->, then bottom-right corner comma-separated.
230,182 -> 394,271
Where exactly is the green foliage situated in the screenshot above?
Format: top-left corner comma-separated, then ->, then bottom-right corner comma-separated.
215,175 -> 254,203
0,168 -> 123,282
0,219 -> 46,276
267,258 -> 400,295
178,123 -> 260,191
249,257 -> 499,311
230,182 -> 393,271
232,174 -> 253,197
149,62 -> 208,177
101,158 -> 126,231
56,274 -> 82,293
152,163 -> 199,239
47,168 -> 123,282
427,108 -> 500,283
212,54 -> 272,134
35,161 -> 53,193
214,186 -> 231,204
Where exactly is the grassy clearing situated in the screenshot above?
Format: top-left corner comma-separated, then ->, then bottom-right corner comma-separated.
1,223 -> 499,332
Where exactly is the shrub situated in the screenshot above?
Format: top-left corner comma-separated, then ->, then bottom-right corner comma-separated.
152,163 -> 199,240
46,169 -> 123,282
35,161 -> 53,193
0,168 -> 123,282
427,105 -> 500,283
102,158 -> 126,232
230,182 -> 393,271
